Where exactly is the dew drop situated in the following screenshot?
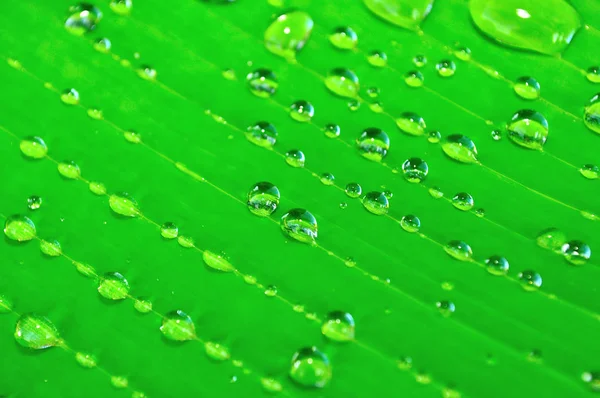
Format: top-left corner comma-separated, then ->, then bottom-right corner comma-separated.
177,235 -> 195,248
322,311 -> 355,342
396,112 -> 426,136
27,195 -> 42,210
413,54 -> 427,67
452,192 -> 474,211
397,356 -> 413,370
15,313 -> 60,350
160,310 -> 196,341
485,255 -> 509,275
160,222 -> 178,239
289,347 -> 332,388
134,298 -> 153,313
246,69 -> 278,98
4,215 -> 36,242
514,76 -> 540,100
429,186 -> 444,199
362,0 -> 434,30
367,50 -> 388,67
40,239 -> 62,257
345,182 -> 362,198
203,251 -> 234,272
561,240 -> 591,265
436,60 -> 456,77
405,70 -> 424,87
290,100 -> 314,122
362,191 -> 389,215
325,68 -> 359,98
261,377 -> 283,393
348,99 -> 361,111
507,109 -> 548,150
60,88 -> 80,105
20,136 -> 48,159
402,157 -> 429,183
111,376 -> 128,389
246,121 -> 277,148
65,3 -> 103,36
345,257 -> 356,267
110,0 -> 132,15
587,66 -> 600,83
329,26 -> 358,50
58,160 -> 81,179
491,129 -> 502,141
264,285 -> 278,297
264,11 -> 314,62
94,37 -> 111,53
454,45 -> 471,61
444,240 -> 473,261
474,208 -> 486,218
205,342 -> 231,361
281,209 -> 318,244
441,134 -> 478,163
98,272 -> 130,300
428,130 -> 441,143
285,149 -> 306,168
369,101 -> 384,113
75,262 -> 96,278
579,164 -> 598,179
89,181 -> 107,195
536,227 -> 566,251
356,127 -> 390,162
518,270 -> 542,291
323,123 -> 341,138
366,87 -> 380,98
582,371 -> 600,392
436,300 -> 456,316
320,173 -> 335,185
75,352 -> 97,368
124,129 -> 142,143
109,192 -> 139,217
222,68 -> 236,80
400,215 -> 421,233
583,93 -> 600,134
247,182 -> 280,217
137,65 -> 157,81
87,108 -> 103,119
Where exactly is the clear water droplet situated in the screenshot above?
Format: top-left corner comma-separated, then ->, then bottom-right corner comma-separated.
75,262 -> 96,278
436,60 -> 456,77
261,377 -> 283,393
582,371 -> 600,392
65,3 -> 103,36
264,285 -> 278,297
366,87 -> 380,98
160,310 -> 196,341
345,182 -> 362,198
402,157 -> 429,183
367,50 -> 388,67
281,209 -> 318,244
405,70 -> 424,87
40,239 -> 62,257
320,172 -> 335,185
89,181 -> 107,195
586,66 -> 600,83
94,37 -> 111,53
442,134 -> 478,163
514,76 -> 540,100
160,222 -> 178,239
536,227 -> 566,251
322,311 -> 355,342
356,127 -> 390,162
518,270 -> 542,291
110,0 -> 132,15
27,195 -> 42,210
413,54 -> 427,67
400,215 -> 421,232
345,257 -> 356,267
396,112 -> 426,136
222,68 -> 236,80
98,272 -> 130,300
290,100 -> 314,122
203,251 -> 234,272
285,149 -> 306,168
109,192 -> 139,217
123,129 -> 141,144
137,65 -> 157,81
362,191 -> 389,215
452,192 -> 474,211
246,69 -> 278,98
134,298 -> 152,313
15,313 -> 60,349
429,186 -> 444,199
485,255 -> 509,275
57,160 -> 81,179
347,99 -> 361,111
561,240 -> 591,265
436,300 -> 456,316
178,235 -> 195,248
454,45 -> 471,61
397,356 -> 413,370
507,109 -> 548,150
428,130 -> 441,143
264,11 -> 314,61
289,347 -> 332,388
246,121 -> 278,148
111,376 -> 128,389
368,101 -> 383,113
60,88 -> 80,105
584,93 -> 600,134
4,215 -> 36,242
20,136 -> 48,159
247,182 -> 280,217
579,164 -> 599,179
329,26 -> 358,50
323,123 -> 341,138
87,108 -> 103,120
474,208 -> 486,217
325,68 -> 359,98
205,341 -> 230,361
444,240 -> 473,261
75,352 -> 97,368
363,0 -> 434,30
491,129 -> 502,141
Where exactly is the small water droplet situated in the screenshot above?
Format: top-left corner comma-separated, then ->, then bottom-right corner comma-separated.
177,235 -> 195,248
94,37 -> 111,53
436,300 -> 456,316
4,215 -> 36,242
362,191 -> 389,215
27,195 -> 42,210
536,227 -> 566,251
474,208 -> 485,217
264,11 -> 314,61
579,164 -> 599,179
87,108 -> 103,120
325,68 -> 359,98
203,251 -> 234,272
366,87 -> 380,98
89,181 -> 107,195
222,68 -> 236,80
405,70 -> 424,87
363,0 -> 434,30
401,157 -> 428,183
247,69 -> 278,98
584,93 -> 600,134
75,352 -> 97,368
485,255 -> 509,275
400,215 -> 421,233
74,262 -> 96,278
60,88 -> 80,105
507,109 -> 548,150
454,45 -> 471,61
285,149 -> 306,168
413,54 -> 427,67
40,239 -> 62,257
205,341 -> 231,361
581,371 -> 600,392
347,99 -> 361,111
491,129 -> 502,141
369,101 -> 383,113
429,186 -> 444,199
57,160 -> 81,179
289,347 -> 332,388
443,386 -> 462,398
110,0 -> 132,15
442,134 -> 478,163
514,76 -> 540,100
261,377 -> 283,393
65,3 -> 103,36
15,313 -> 60,349
246,121 -> 277,148
444,240 -> 473,261
323,123 -> 341,138
345,182 -> 362,198
436,60 -> 456,77
586,66 -> 600,83
247,182 -> 280,217
428,130 -> 441,143
20,136 -> 48,159
396,112 -> 426,136
518,270 -> 542,291
452,192 -> 474,211
356,127 -> 390,162
109,192 -> 139,217
98,272 -> 130,300
329,26 -> 358,50
134,298 -> 152,313
397,356 -> 413,370
561,240 -> 591,265
320,172 -> 335,185
264,285 -> 278,297
416,371 -> 432,384
289,100 -> 314,122
123,129 -> 142,144
111,376 -> 128,388
281,209 -> 318,244
137,65 -> 157,81
322,311 -> 355,342
441,281 -> 454,291
160,310 -> 196,341
160,222 -> 178,239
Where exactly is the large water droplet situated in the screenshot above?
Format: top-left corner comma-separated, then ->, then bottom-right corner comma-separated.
4,215 -> 36,242
396,112 -> 426,136
518,270 -> 542,291
485,255 -> 510,275
405,70 -> 424,87
579,164 -> 599,179
362,191 -> 389,215
356,128 -> 390,162
248,182 -> 280,216
345,182 -> 362,198
15,314 -> 60,349
98,272 -> 130,300
280,209 -> 318,244
400,214 -> 421,232
401,157 -> 428,183
290,100 -> 315,122
203,251 -> 234,272
323,123 -> 341,138
583,93 -> 600,134
363,0 -> 435,31
468,0 -> 581,55
444,240 -> 473,261
264,11 -> 314,61
289,347 -> 332,388
441,134 -> 478,163
65,3 -> 103,36
507,109 -> 548,150
325,68 -> 359,98
452,192 -> 474,211
20,136 -> 48,159
246,69 -> 278,98
160,310 -> 196,341
329,26 -> 358,50
322,311 -> 355,342
246,121 -> 278,148
109,192 -> 139,217
514,76 -> 540,100
285,149 -> 306,168
561,240 -> 591,265
57,160 -> 81,179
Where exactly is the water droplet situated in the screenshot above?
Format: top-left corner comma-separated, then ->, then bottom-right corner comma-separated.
452,192 -> 474,211
75,352 -> 97,368
584,93 -> 600,134
400,215 -> 421,233
369,101 -> 383,113
222,68 -> 236,80
363,0 -> 434,30
561,240 -> 591,265
507,109 -> 548,150
261,377 -> 283,393
246,69 -> 278,98
137,65 -> 157,81
89,181 -> 107,195
27,195 -> 42,210
427,130 -> 441,143
397,356 -> 413,370
264,285 -> 278,297
98,272 -> 130,300
441,281 -> 454,291
320,173 -> 335,185
344,182 -> 362,198
60,88 -> 80,105
454,45 -> 471,61
396,112 -> 426,136
57,160 -> 81,179
4,215 -> 36,242
281,209 -> 318,244
366,87 -> 380,98
111,376 -> 128,388
339,202 -> 348,209
582,371 -> 600,392
264,11 -> 314,61
416,372 -> 432,384
413,54 -> 427,67
441,134 -> 478,163
94,37 -> 111,53
123,129 -> 141,144
109,192 -> 139,217
518,270 -> 542,291
485,255 -> 509,275
444,240 -> 473,261
347,99 -> 360,111
322,311 -> 355,342
285,149 -> 306,168
514,76 -> 540,100
203,251 -> 234,272
0,295 -> 13,313
356,128 -> 390,162
429,186 -> 444,199
247,182 -> 280,217
160,310 -> 196,341
468,0 -> 581,55
443,386 -> 462,398
205,341 -> 230,361
20,136 -> 48,159
362,191 -> 389,215
87,108 -> 103,120
134,298 -> 152,313
402,157 -> 429,183
65,3 -> 103,36
246,121 -> 277,148
436,60 -> 456,77
436,300 -> 456,316
579,164 -> 599,179
325,68 -> 359,98
289,347 -> 332,388
159,222 -> 178,239
491,129 -> 502,141
323,123 -> 341,138
405,70 -> 424,87
110,0 -> 132,15
289,100 -> 314,122
178,235 -> 195,248
367,50 -> 388,67
75,262 -> 96,278
536,228 -> 566,251
586,66 -> 600,83
40,239 -> 62,257
14,313 -> 60,349
329,26 -> 358,50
